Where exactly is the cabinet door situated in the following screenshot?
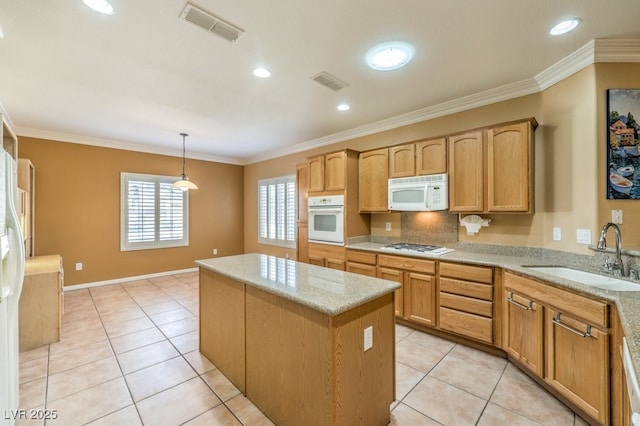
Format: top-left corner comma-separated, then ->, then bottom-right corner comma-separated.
346,262 -> 377,277
545,308 -> 609,424
448,131 -> 484,212
405,272 -> 436,326
308,256 -> 324,267
378,267 -> 404,318
389,144 -> 415,178
359,149 -> 389,212
296,163 -> 309,222
308,156 -> 325,192
416,138 -> 447,175
296,224 -> 309,263
503,290 -> 543,376
487,121 -> 532,212
324,151 -> 346,191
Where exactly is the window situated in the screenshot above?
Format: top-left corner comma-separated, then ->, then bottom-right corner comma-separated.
258,175 -> 296,247
120,172 -> 189,251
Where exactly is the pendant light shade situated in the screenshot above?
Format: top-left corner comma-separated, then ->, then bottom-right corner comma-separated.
173,133 -> 198,191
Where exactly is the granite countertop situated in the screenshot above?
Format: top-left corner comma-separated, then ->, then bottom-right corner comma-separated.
347,241 -> 640,388
196,253 -> 400,316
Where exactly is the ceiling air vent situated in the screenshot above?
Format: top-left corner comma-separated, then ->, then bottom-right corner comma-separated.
180,3 -> 244,43
311,72 -> 349,91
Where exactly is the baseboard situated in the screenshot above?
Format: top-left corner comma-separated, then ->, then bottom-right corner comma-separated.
63,267 -> 199,292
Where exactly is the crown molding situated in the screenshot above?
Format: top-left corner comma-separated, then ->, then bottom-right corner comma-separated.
14,126 -> 244,165
250,37 -> 640,164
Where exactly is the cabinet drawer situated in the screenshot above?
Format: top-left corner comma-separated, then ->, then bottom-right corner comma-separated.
378,254 -> 435,274
439,277 -> 493,301
439,292 -> 492,318
346,261 -> 377,277
346,250 -> 377,265
440,262 -> 493,284
504,272 -> 608,328
439,307 -> 493,344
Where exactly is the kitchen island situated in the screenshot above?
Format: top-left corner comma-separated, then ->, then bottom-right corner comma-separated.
196,253 -> 400,426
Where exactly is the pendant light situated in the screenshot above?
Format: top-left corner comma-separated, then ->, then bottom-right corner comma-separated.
172,133 -> 198,191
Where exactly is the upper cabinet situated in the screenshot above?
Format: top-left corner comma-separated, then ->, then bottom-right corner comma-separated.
389,138 -> 447,179
359,148 -> 389,213
416,138 -> 447,176
389,144 -> 415,178
308,150 -> 349,194
448,118 -> 536,214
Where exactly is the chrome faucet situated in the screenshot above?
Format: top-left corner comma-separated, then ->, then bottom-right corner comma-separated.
597,222 -> 625,276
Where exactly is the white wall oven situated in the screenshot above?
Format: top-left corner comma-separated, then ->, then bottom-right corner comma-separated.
308,195 -> 344,245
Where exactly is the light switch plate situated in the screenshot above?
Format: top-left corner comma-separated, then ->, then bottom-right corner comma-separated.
385,222 -> 391,231
363,326 -> 373,351
576,229 -> 592,245
553,227 -> 561,241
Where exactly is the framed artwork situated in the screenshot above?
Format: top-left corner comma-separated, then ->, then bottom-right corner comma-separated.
607,89 -> 640,199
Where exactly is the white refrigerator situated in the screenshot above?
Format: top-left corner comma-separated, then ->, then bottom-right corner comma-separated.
0,143 -> 26,425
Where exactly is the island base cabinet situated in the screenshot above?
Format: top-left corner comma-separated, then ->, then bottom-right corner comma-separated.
245,286 -> 395,426
199,269 -> 245,393
545,308 -> 609,425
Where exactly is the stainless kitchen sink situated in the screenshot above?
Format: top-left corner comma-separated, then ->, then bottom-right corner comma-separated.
521,266 -> 640,292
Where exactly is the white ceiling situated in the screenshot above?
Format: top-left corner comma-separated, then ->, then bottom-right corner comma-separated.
1,1 -> 639,165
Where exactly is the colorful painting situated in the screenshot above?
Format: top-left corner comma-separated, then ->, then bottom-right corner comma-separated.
607,89 -> 640,199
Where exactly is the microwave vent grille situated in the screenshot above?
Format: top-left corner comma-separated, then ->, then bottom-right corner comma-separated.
390,174 -> 447,185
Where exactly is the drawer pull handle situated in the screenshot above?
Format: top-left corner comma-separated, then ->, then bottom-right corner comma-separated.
506,292 -> 533,310
552,313 -> 592,338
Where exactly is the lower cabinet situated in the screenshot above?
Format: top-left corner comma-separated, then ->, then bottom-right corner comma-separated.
503,272 -> 610,425
438,262 -> 494,344
309,243 -> 345,270
377,254 -> 436,324
296,223 -> 309,263
345,249 -> 377,277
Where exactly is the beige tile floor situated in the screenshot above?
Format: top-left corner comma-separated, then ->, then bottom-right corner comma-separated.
17,271 -> 590,426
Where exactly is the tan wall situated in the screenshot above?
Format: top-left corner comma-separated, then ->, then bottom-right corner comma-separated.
596,63 -> 640,247
19,137 -> 244,286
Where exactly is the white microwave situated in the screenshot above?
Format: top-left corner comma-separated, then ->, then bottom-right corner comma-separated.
388,174 -> 448,211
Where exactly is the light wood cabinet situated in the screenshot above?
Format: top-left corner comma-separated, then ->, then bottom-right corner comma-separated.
546,308 -> 609,424
309,243 -> 345,270
296,162 -> 308,223
487,121 -> 533,212
19,255 -> 63,351
503,272 -> 610,425
308,156 -> 325,192
416,138 -> 447,175
438,262 -> 494,344
358,148 -> 389,212
378,254 -> 435,323
448,131 -> 484,212
346,250 -> 377,277
389,144 -> 415,178
308,151 -> 347,194
296,223 -> 309,263
503,289 -> 544,376
18,158 -> 35,257
448,118 -> 536,214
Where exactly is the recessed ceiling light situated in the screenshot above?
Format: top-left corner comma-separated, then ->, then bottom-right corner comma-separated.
82,0 -> 115,15
252,67 -> 271,78
366,41 -> 415,71
337,104 -> 350,111
549,18 -> 581,36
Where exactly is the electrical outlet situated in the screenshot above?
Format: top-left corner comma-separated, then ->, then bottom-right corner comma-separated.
75,262 -> 83,271
553,227 -> 561,241
612,209 -> 623,224
213,248 -> 218,255
363,326 -> 373,351
385,222 -> 391,231
576,229 -> 592,245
